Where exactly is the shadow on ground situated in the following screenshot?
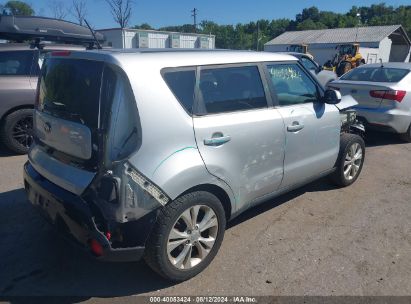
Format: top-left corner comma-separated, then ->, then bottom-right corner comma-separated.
0,189 -> 175,299
0,146 -> 15,157
228,176 -> 335,228
364,130 -> 407,147
0,179 -> 335,299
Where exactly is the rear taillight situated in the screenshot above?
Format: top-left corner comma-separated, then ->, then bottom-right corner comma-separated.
51,50 -> 71,56
370,90 -> 406,102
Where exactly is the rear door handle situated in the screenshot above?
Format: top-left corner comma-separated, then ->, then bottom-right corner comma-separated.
204,135 -> 231,146
287,122 -> 304,132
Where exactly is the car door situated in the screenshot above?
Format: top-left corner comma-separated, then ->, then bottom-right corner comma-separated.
192,64 -> 286,211
264,62 -> 340,189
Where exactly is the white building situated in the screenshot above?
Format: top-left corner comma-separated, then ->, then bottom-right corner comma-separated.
97,28 -> 215,49
264,25 -> 411,65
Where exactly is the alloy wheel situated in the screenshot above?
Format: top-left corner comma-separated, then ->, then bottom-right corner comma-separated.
343,142 -> 363,181
167,205 -> 219,270
12,115 -> 33,149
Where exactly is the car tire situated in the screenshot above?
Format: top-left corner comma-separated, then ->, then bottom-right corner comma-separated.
330,133 -> 365,187
400,124 -> 411,143
1,108 -> 34,154
144,191 -> 226,281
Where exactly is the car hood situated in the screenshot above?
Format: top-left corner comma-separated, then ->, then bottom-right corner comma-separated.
336,94 -> 358,110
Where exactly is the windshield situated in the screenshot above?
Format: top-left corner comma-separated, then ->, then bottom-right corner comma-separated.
340,67 -> 410,83
38,58 -> 104,128
338,45 -> 355,57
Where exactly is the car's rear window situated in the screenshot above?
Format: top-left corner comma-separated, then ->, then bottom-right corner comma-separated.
0,51 -> 33,76
340,67 -> 410,83
163,69 -> 196,114
38,58 -> 104,128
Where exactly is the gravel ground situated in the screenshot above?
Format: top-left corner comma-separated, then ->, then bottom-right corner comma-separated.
0,131 -> 410,302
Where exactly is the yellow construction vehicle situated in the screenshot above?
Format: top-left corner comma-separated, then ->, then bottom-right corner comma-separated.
323,43 -> 365,77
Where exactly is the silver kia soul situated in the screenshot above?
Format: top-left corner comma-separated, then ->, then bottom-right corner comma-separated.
24,49 -> 365,281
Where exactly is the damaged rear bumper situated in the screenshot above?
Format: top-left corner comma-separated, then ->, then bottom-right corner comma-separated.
24,161 -> 157,262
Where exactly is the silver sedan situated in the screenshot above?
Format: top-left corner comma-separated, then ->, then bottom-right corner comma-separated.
329,62 -> 411,141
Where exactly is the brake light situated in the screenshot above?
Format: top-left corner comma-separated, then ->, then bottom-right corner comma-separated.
51,50 -> 71,56
370,90 -> 406,102
89,239 -> 103,256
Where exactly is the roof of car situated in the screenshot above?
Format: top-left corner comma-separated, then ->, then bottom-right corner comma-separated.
281,52 -> 305,57
356,62 -> 411,70
81,48 -> 298,66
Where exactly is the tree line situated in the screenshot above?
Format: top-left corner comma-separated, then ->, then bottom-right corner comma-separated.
1,1 -> 410,50
136,4 -> 411,50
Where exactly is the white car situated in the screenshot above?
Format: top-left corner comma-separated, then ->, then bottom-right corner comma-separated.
330,62 -> 411,141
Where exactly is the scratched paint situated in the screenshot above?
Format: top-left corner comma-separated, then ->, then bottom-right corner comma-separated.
152,146 -> 197,176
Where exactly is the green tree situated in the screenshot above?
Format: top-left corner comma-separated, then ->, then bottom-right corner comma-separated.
4,0 -> 34,15
133,23 -> 154,30
297,19 -> 326,30
297,6 -> 320,23
159,24 -> 196,33
133,3 -> 411,51
318,11 -> 339,28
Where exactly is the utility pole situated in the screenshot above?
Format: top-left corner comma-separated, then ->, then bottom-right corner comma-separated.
256,21 -> 260,51
191,8 -> 197,33
355,12 -> 361,43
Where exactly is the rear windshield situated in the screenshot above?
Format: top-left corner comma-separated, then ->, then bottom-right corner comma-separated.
38,58 -> 103,128
340,67 -> 410,83
0,51 -> 33,76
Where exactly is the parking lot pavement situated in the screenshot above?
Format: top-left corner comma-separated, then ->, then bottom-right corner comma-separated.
0,131 -> 410,301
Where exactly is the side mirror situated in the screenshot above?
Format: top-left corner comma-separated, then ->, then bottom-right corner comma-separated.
316,65 -> 323,73
323,89 -> 341,104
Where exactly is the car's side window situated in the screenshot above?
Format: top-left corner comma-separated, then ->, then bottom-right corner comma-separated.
0,51 -> 34,76
266,63 -> 319,106
198,65 -> 267,114
163,68 -> 196,114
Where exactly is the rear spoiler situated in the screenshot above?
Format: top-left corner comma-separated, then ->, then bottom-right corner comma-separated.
0,15 -> 105,47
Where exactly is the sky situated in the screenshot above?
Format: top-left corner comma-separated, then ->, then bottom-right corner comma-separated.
30,0 -> 411,30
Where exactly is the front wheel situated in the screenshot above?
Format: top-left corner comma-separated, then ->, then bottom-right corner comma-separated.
144,191 -> 226,281
400,124 -> 411,143
330,133 -> 365,187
